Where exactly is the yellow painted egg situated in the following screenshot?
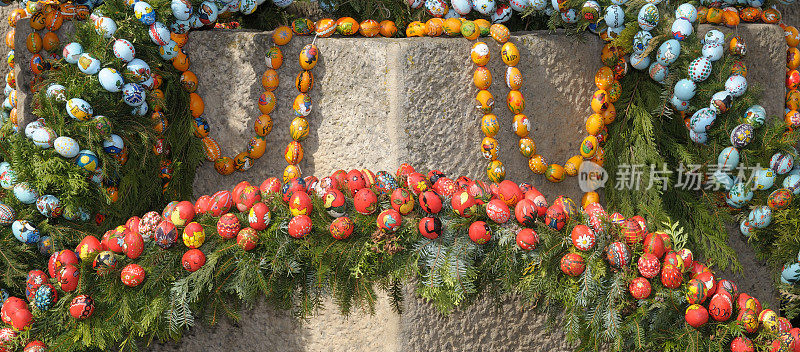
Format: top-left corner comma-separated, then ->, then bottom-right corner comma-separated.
299,44 -> 318,70
486,160 -> 505,183
254,114 -> 273,137
507,90 -> 525,114
425,18 -> 443,37
475,90 -> 494,113
273,25 -> 293,45
580,135 -> 599,159
202,137 -> 221,161
528,154 -> 548,174
461,20 -> 479,40
443,18 -> 462,36
42,32 -> 59,52
590,90 -> 608,113
283,165 -> 302,182
481,114 -> 499,137
787,90 -> 800,111
602,104 -> 616,124
359,19 -> 380,37
594,66 -> 614,90
606,81 -> 622,103
473,66 -> 492,90
406,21 -> 426,37
258,91 -> 276,114
26,32 -> 42,53
248,136 -> 267,159
500,42 -> 520,66
290,117 -> 309,141
512,114 -> 531,137
789,47 -> 800,70
336,17 -> 359,36
546,164 -> 566,183
233,152 -> 252,171
591,147 -> 605,166
292,93 -> 313,117
474,19 -> 491,36
295,70 -> 314,93
519,137 -> 535,158
481,136 -> 499,160
586,113 -> 604,135
379,20 -> 397,37
471,42 -> 490,66
265,46 -> 283,69
564,155 -> 583,176
315,18 -> 336,37
506,67 -> 522,90
285,141 -> 304,165
262,69 -> 279,91
490,24 -> 510,44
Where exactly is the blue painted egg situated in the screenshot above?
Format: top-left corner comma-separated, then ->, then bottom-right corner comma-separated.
673,79 -> 696,101
94,17 -> 117,38
11,220 -> 39,244
46,84 -> 66,101
718,146 -> 739,171
688,57 -> 712,82
34,284 -> 55,310
656,39 -> 681,66
712,170 -> 735,190
709,91 -> 733,114
648,62 -> 668,82
24,119 -> 45,138
747,0 -> 764,5
272,0 -> 293,7
740,219 -> 753,237
76,149 -> 100,172
125,59 -> 151,83
112,39 -> 135,63
675,3 -> 697,22
671,18 -> 693,40
171,19 -> 191,34
748,206 -> 772,228
604,5 -> 624,28
62,42 -> 83,64
122,83 -> 146,107
702,42 -> 723,61
66,98 -> 93,121
171,0 -> 192,20
0,203 -> 15,225
703,29 -> 725,45
770,150 -> 795,174
474,0 -> 496,15
159,40 -> 180,61
13,182 -> 38,204
103,134 -> 125,154
726,182 -> 753,208
36,195 -> 62,218
131,102 -> 149,116
54,136 -> 79,158
637,3 -> 658,30
77,53 -> 101,74
784,175 -> 800,194
198,1 -> 219,25
632,31 -> 652,54
509,0 -> 529,11
239,0 -> 257,14
753,168 -> 776,190
688,130 -> 707,144
98,68 -> 124,92
0,162 -> 15,189
31,127 -> 56,148
730,124 -> 754,148
630,52 -> 650,70
671,95 -> 689,111
148,22 -> 170,46
725,75 -> 747,97
133,2 -> 156,25
689,107 -> 716,133
744,105 -> 766,129
782,262 -> 800,283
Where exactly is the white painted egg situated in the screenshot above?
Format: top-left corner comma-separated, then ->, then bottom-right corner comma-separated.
725,74 -> 747,97
2,97 -> 10,110
675,3 -> 697,22
66,98 -> 93,120
103,134 -> 125,154
62,42 -> 83,64
98,68 -> 124,92
189,14 -> 204,29
648,62 -> 668,83
630,52 -> 650,70
131,102 -> 149,116
31,127 -> 56,148
77,53 -> 101,75
509,0 -> 529,11
159,41 -> 180,60
671,18 -> 693,40
198,1 -> 219,25
122,83 -> 146,107
784,174 -> 800,194
632,31 -> 652,54
687,57 -> 712,82
24,119 -> 45,138
673,78 -> 696,101
702,42 -> 723,61
782,263 -> 800,283
689,107 -> 716,133
451,0 -> 471,14
171,19 -> 191,34
726,182 -> 753,208
95,17 -> 117,38
718,146 -> 739,171
239,0 -> 257,14
703,29 -> 725,45
171,0 -> 192,20
637,3 -> 658,31
492,4 -> 513,23
149,22 -> 170,46
473,0 -> 495,15
13,182 -> 38,204
688,130 -> 707,144
125,58 -> 152,83
753,168 -> 776,190
656,39 -> 681,66
604,5 -> 624,28
561,9 -> 580,23
113,39 -> 135,62
54,136 -> 79,158
770,150 -> 795,174
272,0 -> 293,7
744,105 -> 766,128
748,206 -> 772,228
671,95 -> 689,111
740,220 -> 753,238
529,0 -> 546,10
4,84 -> 11,96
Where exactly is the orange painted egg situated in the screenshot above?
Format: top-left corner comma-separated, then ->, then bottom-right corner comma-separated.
607,81 -> 622,102
172,51 -> 190,71
337,17 -> 359,35
193,117 -> 209,138
189,93 -> 205,118
295,70 -> 314,93
586,114 -> 604,135
299,44 -> 318,70
602,103 -> 616,124
258,91 -> 276,114
30,54 -> 47,75
507,90 -> 525,114
262,69 -> 279,91
500,42 -> 520,66
787,90 -> 800,111
283,165 -> 302,182
42,32 -> 59,52
481,137 -> 499,160
442,18 -> 462,36
153,116 -> 167,134
580,135 -> 599,159
254,114 -> 273,137
233,152 -> 252,171
316,18 -> 336,37
285,141 -> 304,165
30,11 -> 46,30
26,32 -> 42,53
171,32 -> 188,47
706,8 -> 723,24
289,117 -> 309,141
202,137 -> 221,161
545,164 -> 566,183
528,155 -> 548,174
265,46 -> 283,69
591,147 -> 605,166
5,30 -> 15,49
490,24 -> 509,43
45,11 -> 63,31
425,18 -> 443,36
739,7 -> 760,22
181,71 -> 198,92
471,42 -> 490,66
512,114 -> 531,137
473,66 -> 492,90
788,70 -> 800,90
379,20 -> 397,37
519,138 -> 535,158
8,9 -> 25,27
564,155 -> 583,176
406,21 -> 426,37
461,21 -> 479,40
475,19 -> 491,36
506,67 -> 522,90
248,136 -> 267,159
761,8 -> 780,24
475,90 -> 494,113
359,19 -> 380,37
272,25 -> 293,45
486,160 -> 505,183
591,90 -> 608,113
600,44 -> 623,67
722,9 -> 739,27
786,26 -> 800,48
481,114 -> 499,137
789,48 -> 800,70
75,6 -> 91,20
214,157 -> 234,175
292,18 -> 315,35
292,93 -> 313,117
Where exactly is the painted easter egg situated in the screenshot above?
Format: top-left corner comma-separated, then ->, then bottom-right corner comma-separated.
604,5 -> 625,28
725,74 -> 747,97
689,108 -> 716,133
688,57 -> 712,82
637,3 -> 659,30
702,42 -> 724,61
97,68 -> 124,92
649,62 -> 668,83
489,24 -> 509,43
265,46 -> 283,69
62,42 -> 83,64
730,123 -> 754,148
134,2 -> 156,25
36,195 -> 62,218
359,20 -> 379,37
657,39 -> 681,66
676,3 -> 697,21
632,31 -> 652,54
753,168 -> 776,190
473,0 -> 496,15
66,98 -> 92,120
671,18 -> 693,40
122,83 -> 145,107
12,220 -> 39,244
30,127 -> 56,148
299,44 -> 318,70
770,151 -> 795,174
744,105 -> 766,129
727,182 -> 754,208
768,188 -> 793,211
171,0 -> 192,20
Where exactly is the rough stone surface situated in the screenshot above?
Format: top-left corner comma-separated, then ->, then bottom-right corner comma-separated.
0,7 -> 14,83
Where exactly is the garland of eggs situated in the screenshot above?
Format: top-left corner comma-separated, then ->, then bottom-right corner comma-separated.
283,39 -> 318,182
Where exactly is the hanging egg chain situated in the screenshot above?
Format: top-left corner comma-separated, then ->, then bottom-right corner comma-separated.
283,36 -> 318,182
471,40 -> 504,183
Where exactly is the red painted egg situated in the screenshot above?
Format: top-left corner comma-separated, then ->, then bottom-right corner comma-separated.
456,176 -> 473,190
730,336 -> 754,352
194,195 -> 212,214
76,235 -> 102,260
182,222 -> 205,249
467,180 -> 491,204
24,340 -> 46,352
396,163 -> 416,179
637,253 -> 661,278
485,199 -> 510,223
717,279 -> 738,299
544,205 -> 567,231
738,294 -> 762,315
419,191 -> 442,214
418,217 -> 442,239
685,304 -> 708,328
377,209 -> 403,232
323,188 -> 347,217
217,213 -> 241,239
102,227 -> 126,253
406,172 -> 430,195
126,216 -> 141,234
57,264 -> 80,292
232,181 -> 251,203
570,224 -> 595,251
170,201 -> 195,227
709,293 -> 733,321
622,218 -> 644,245
516,228 -> 539,250
162,201 -> 179,220
606,241 -> 629,268
354,188 -> 378,215
628,277 -> 651,299
248,202 -> 271,231
657,231 -> 673,252
139,211 -> 162,240
209,190 -> 233,217
304,176 -> 318,191
468,221 -> 491,244
496,180 -> 523,206
523,189 -> 548,216
234,228 -> 257,250
451,190 -> 477,218
235,185 -> 261,212
677,248 -> 693,269
345,169 -> 366,196
560,253 -> 585,276
390,188 -> 415,215
69,295 -> 94,319
361,169 -> 377,188
642,233 -> 665,258
7,307 -> 32,331
289,191 -> 313,217
685,278 -> 707,305
630,215 -> 647,232
288,215 -> 313,238
123,230 -> 144,259
553,195 -> 577,220
779,317 -> 793,333
583,202 -> 606,218
329,216 -> 354,240
663,251 -> 684,271
609,212 -> 625,224
260,177 -> 282,196
121,263 -> 145,287
26,270 -> 48,298
154,220 -> 178,249
426,170 -> 445,184
660,263 -> 683,288
697,271 -> 716,296
48,250 -> 79,278
182,249 -> 206,271
330,170 -> 347,188
514,199 -> 537,227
